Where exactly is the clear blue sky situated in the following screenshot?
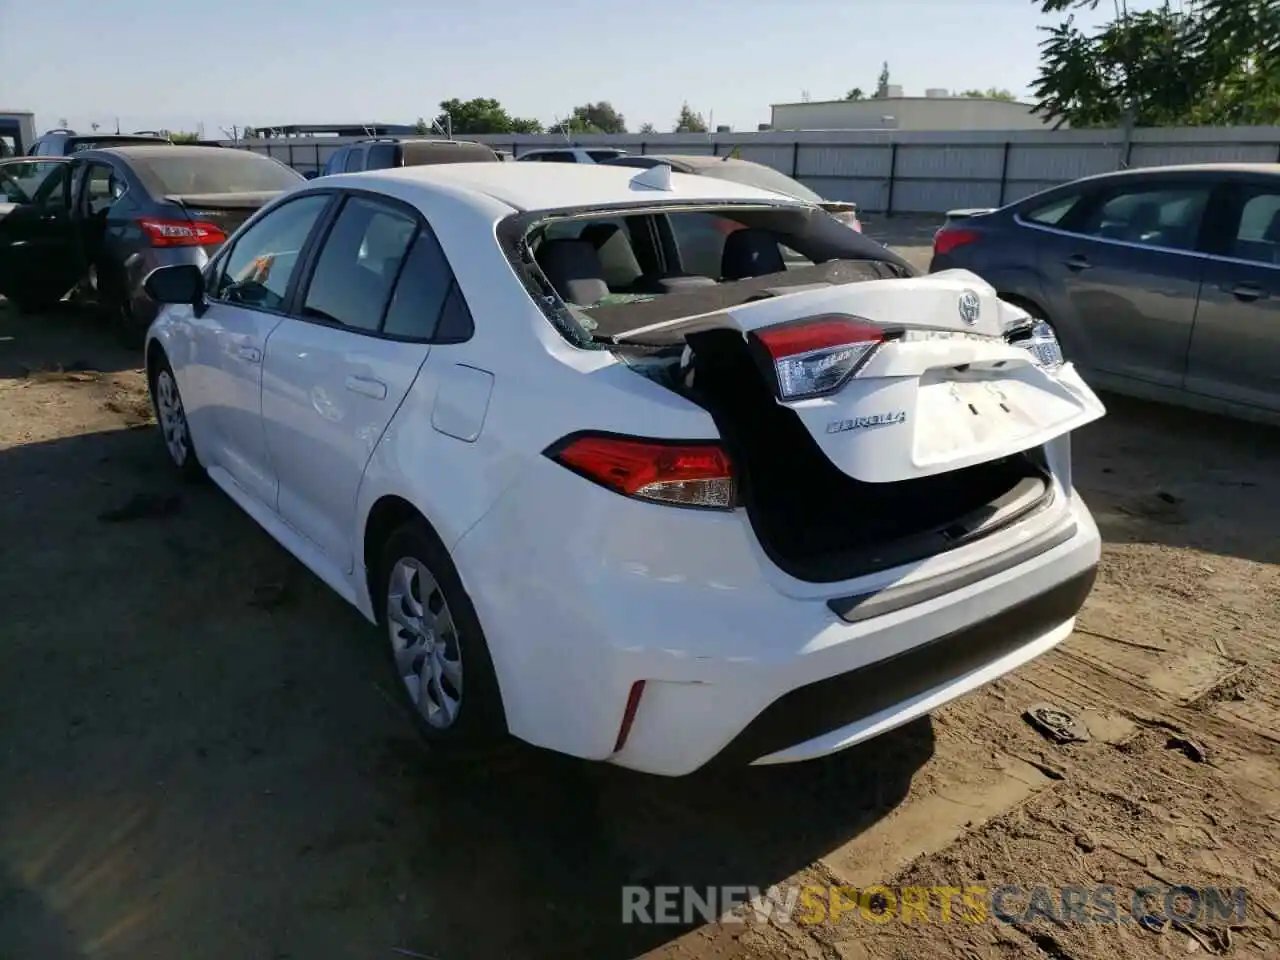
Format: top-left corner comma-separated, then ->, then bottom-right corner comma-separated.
1,0 -> 1157,136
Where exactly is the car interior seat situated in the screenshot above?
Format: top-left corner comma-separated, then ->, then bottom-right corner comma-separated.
579,223 -> 644,290
536,239 -> 610,306
721,228 -> 787,280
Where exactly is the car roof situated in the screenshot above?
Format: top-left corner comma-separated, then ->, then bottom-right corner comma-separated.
338,162 -> 808,212
94,144 -> 251,159
1082,162 -> 1280,182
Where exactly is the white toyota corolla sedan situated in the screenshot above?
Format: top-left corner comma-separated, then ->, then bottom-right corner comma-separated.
141,161 -> 1104,777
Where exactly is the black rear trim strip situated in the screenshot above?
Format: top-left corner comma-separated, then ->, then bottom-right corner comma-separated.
708,566 -> 1097,768
827,517 -> 1078,623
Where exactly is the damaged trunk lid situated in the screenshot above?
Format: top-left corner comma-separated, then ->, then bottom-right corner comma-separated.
673,272 -> 1104,484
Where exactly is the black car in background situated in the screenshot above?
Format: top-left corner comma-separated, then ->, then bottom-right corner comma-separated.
929,163 -> 1280,424
0,145 -> 304,342
28,128 -> 172,156
318,137 -> 499,177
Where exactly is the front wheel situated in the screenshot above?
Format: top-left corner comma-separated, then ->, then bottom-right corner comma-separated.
377,520 -> 508,757
148,354 -> 204,480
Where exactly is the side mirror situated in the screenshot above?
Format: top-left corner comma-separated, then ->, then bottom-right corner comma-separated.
302,170 -> 321,180
144,263 -> 205,306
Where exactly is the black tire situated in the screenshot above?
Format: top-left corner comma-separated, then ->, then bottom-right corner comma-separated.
376,519 -> 509,757
147,351 -> 205,481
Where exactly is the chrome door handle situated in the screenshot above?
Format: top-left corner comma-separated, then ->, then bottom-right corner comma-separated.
236,344 -> 261,363
345,375 -> 387,400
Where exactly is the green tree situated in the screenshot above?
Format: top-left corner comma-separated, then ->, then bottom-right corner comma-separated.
638,121 -> 657,134
845,87 -> 865,100
433,98 -> 543,135
564,101 -> 626,134
169,131 -> 200,143
413,116 -> 430,135
959,87 -> 1018,101
673,102 -> 708,133
1030,0 -> 1280,127
875,62 -> 891,97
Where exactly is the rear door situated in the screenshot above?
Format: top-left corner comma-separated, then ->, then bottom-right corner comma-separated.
0,158 -> 83,303
260,193 -> 456,570
1035,179 -> 1212,388
1185,179 -> 1280,412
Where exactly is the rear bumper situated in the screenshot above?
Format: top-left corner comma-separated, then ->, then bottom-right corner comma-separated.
453,452 -> 1101,777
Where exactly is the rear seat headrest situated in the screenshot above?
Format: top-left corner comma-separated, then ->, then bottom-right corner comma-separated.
536,238 -> 609,306
721,228 -> 786,281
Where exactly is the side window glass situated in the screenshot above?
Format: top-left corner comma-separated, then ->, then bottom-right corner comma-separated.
1076,186 -> 1209,251
83,163 -> 123,215
1022,194 -> 1080,226
211,193 -> 330,310
322,149 -> 345,176
382,226 -> 462,339
1230,191 -> 1280,265
31,164 -> 71,211
343,148 -> 366,173
0,161 -> 64,204
301,196 -> 417,332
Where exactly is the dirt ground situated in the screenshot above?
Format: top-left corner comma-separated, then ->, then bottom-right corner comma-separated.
1,239 -> 1279,960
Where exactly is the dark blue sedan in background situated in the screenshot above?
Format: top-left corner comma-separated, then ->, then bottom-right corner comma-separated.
929,163 -> 1280,426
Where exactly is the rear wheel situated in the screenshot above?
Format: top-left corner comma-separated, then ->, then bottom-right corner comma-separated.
376,520 -> 508,758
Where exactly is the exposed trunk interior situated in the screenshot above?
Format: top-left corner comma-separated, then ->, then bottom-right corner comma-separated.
678,328 -> 1053,584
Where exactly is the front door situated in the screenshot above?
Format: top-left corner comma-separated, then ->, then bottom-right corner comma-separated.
261,194 -> 452,569
0,159 -> 82,305
1186,182 -> 1280,413
193,192 -> 334,507
1036,181 -> 1212,388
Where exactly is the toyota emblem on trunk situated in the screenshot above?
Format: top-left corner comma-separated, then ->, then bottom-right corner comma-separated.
958,290 -> 981,325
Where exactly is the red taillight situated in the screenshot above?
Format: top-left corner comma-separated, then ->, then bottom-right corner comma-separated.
546,432 -> 736,509
614,680 -> 646,753
137,217 -> 226,248
933,227 -> 979,257
750,315 -> 884,400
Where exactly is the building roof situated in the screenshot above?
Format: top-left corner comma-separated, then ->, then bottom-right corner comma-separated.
771,96 -> 1036,108
328,162 -> 806,213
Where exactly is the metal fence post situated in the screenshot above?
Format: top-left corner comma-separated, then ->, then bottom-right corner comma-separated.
997,141 -> 1011,207
791,141 -> 800,178
885,142 -> 899,217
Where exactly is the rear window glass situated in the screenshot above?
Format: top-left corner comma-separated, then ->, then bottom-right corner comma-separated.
135,151 -> 304,194
514,203 -> 906,346
699,163 -> 824,203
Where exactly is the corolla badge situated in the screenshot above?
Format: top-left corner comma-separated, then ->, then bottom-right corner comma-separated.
958,289 -> 982,326
826,411 -> 907,434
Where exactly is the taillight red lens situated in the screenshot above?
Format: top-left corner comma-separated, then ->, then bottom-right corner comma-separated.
933,227 -> 979,257
751,315 -> 885,400
137,217 -> 227,248
547,433 -> 736,509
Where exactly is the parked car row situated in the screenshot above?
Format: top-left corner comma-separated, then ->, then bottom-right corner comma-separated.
929,162 -> 1280,424
133,158 -> 1103,776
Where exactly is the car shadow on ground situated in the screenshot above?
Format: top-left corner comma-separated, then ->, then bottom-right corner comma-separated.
0,425 -> 934,960
0,299 -> 139,379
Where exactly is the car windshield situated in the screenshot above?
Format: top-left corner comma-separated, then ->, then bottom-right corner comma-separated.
508,202 -> 910,347
134,152 -> 304,195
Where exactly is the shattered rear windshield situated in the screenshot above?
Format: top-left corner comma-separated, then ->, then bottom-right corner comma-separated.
504,202 -> 911,346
